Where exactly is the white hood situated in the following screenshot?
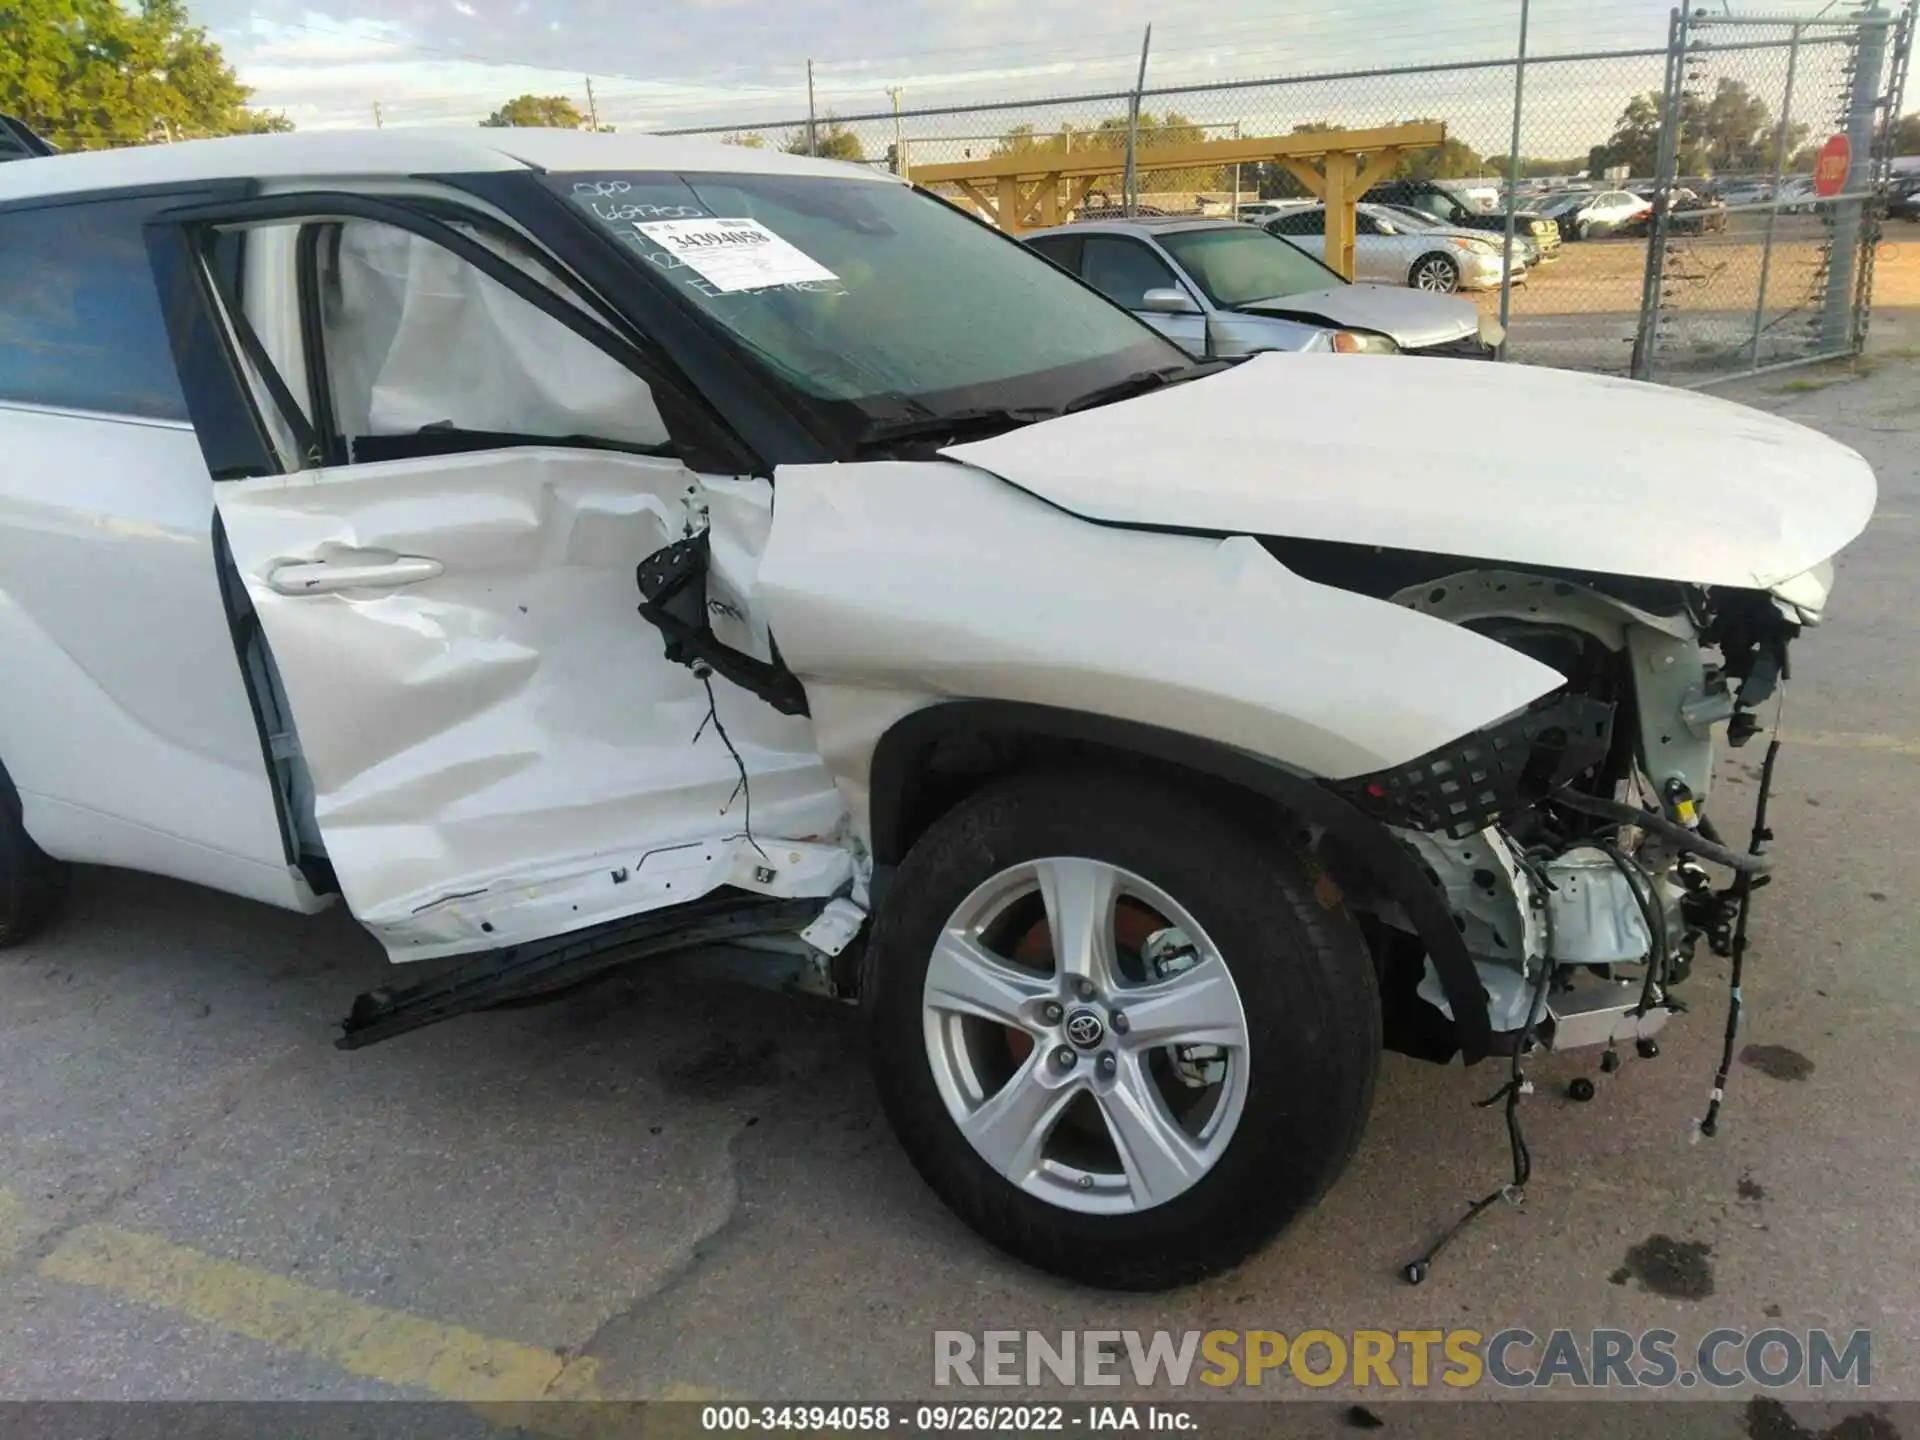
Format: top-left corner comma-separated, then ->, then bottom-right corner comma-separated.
942,352 -> 1877,590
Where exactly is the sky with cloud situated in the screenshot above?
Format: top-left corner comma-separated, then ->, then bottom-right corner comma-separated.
207,0 -> 1878,159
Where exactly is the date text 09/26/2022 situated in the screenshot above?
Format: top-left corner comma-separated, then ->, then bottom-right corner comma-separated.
700,1406 -> 1195,1433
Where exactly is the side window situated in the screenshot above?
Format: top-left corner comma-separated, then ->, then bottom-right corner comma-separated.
302,218 -> 670,465
1282,209 -> 1327,236
1024,235 -> 1082,274
0,195 -> 190,421
1354,212 -> 1380,236
1078,237 -> 1180,309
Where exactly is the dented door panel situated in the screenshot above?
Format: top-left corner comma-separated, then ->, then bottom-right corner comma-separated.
216,446 -> 847,960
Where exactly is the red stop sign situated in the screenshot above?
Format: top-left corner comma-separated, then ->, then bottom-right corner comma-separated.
1814,134 -> 1851,198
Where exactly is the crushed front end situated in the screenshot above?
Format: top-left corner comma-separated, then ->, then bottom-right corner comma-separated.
1314,565 -> 1814,1068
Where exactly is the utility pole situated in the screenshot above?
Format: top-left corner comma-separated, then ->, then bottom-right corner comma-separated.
1123,24 -> 1152,217
887,86 -> 906,178
1497,0 -> 1530,359
585,75 -> 599,132
806,59 -> 818,157
372,100 -> 384,129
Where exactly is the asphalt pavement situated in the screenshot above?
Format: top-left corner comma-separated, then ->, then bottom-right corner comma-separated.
0,350 -> 1915,1433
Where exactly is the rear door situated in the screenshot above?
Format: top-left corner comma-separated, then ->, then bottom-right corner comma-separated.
145,191 -> 850,962
1350,210 -> 1395,284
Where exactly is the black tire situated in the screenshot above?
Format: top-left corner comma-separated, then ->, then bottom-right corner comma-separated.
1575,218 -> 1593,241
1408,252 -> 1460,293
862,770 -> 1380,1290
0,765 -> 69,949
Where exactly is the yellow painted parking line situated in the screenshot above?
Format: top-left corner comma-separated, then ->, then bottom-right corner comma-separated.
1782,728 -> 1920,758
0,1186 -> 50,1266
24,1206 -> 601,1402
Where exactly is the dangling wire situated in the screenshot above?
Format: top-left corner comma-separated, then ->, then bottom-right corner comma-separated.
1402,837 -> 1556,1283
1699,687 -> 1786,1139
692,668 -> 768,862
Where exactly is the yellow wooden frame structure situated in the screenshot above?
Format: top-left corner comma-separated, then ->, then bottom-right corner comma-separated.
908,121 -> 1446,280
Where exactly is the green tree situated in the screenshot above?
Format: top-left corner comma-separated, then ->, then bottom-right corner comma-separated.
1091,111 -> 1217,192
783,120 -> 864,160
1893,112 -> 1920,155
719,131 -> 768,148
481,94 -> 587,128
1,0 -> 292,151
1587,93 -> 1670,178
1588,80 -> 1806,179
1384,118 -> 1485,182
1693,77 -> 1804,173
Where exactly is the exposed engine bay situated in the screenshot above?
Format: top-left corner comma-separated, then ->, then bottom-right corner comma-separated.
1265,540 -> 1812,1069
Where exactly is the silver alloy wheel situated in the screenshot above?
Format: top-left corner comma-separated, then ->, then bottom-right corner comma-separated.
1412,256 -> 1459,292
921,857 -> 1251,1216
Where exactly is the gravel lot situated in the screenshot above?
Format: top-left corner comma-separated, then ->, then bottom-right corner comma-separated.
0,345 -> 1915,1432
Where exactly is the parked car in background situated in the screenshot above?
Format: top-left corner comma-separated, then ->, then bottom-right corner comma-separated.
1235,199 -> 1313,224
1374,200 -> 1540,271
1363,176 -> 1562,263
1024,216 -> 1502,356
1025,219 -> 1344,355
1075,202 -> 1175,221
1622,187 -> 1729,236
0,114 -> 56,162
1533,188 -> 1651,240
1713,180 -> 1776,209
1889,174 -> 1920,223
1264,202 -> 1520,293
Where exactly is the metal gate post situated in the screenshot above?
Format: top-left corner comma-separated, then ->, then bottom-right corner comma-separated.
1634,7 -> 1690,381
1497,0 -> 1532,361
1749,24 -> 1803,370
1856,0 -> 1919,353
1820,4 -> 1891,353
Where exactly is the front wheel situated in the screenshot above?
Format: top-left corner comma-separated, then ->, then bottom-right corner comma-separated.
862,771 -> 1380,1290
1409,253 -> 1461,292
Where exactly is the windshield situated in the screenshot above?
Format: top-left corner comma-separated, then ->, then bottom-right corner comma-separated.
1381,206 -> 1441,231
1157,225 -> 1342,308
546,170 -> 1185,422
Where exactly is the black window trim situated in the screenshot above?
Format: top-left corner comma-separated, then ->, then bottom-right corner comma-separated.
151,189 -> 759,478
1022,232 -> 1084,274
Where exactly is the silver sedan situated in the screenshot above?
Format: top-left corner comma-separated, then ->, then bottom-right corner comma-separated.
1022,216 -> 1502,359
1265,202 -> 1521,292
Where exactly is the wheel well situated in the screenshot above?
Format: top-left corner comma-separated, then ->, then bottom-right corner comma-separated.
863,700 -> 1498,1062
879,728 -> 1305,868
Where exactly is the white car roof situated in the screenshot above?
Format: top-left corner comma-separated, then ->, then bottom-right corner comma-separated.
0,127 -> 893,205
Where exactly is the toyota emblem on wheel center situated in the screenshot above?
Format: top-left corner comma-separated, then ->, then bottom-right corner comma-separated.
1064,1008 -> 1107,1049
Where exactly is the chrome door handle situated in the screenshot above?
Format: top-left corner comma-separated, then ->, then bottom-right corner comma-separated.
266,555 -> 444,595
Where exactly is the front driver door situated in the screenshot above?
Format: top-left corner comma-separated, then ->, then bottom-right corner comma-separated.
146,192 -> 850,962
1079,236 -> 1207,356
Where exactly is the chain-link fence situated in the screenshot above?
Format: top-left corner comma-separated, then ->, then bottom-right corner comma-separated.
660,8 -> 1918,379
1634,9 -> 1913,383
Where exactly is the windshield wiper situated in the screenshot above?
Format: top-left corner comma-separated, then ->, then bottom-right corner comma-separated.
854,405 -> 1056,450
1061,359 -> 1231,414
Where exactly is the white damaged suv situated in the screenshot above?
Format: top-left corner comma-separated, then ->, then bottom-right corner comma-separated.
0,130 -> 1876,1289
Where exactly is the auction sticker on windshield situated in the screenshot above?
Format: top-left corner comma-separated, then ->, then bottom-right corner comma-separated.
634,218 -> 838,292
